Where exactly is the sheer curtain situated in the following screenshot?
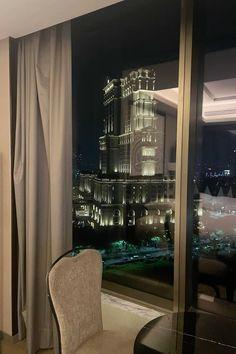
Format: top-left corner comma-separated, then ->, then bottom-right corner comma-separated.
14,22 -> 72,354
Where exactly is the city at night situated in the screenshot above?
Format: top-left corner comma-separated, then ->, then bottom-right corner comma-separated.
71,1 -> 236,302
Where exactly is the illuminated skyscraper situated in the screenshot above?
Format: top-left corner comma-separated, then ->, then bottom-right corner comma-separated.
100,69 -> 165,176
76,68 -> 176,230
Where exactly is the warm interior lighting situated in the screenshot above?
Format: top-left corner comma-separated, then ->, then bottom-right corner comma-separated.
156,78 -> 236,123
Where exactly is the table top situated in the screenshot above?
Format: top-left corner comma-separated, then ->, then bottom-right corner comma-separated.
134,312 -> 236,354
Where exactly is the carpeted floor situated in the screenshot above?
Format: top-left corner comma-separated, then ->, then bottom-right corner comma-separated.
1,293 -> 164,354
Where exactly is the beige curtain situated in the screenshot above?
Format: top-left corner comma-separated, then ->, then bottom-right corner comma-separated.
14,22 -> 72,354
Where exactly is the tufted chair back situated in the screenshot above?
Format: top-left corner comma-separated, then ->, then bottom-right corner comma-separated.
47,249 -> 103,354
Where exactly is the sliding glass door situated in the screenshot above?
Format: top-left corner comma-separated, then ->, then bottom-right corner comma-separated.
71,0 -> 236,315
190,0 -> 236,316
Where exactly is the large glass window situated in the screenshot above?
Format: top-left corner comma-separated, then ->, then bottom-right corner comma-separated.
191,0 -> 236,315
72,0 -> 180,304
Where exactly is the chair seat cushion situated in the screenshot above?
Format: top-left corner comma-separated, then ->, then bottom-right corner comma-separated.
75,330 -> 134,354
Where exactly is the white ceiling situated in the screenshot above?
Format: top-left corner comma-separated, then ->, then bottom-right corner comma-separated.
0,0 -> 122,40
156,78 -> 236,123
203,79 -> 236,122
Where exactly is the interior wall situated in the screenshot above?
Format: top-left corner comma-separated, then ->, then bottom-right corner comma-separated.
0,37 -> 12,335
0,0 -> 123,40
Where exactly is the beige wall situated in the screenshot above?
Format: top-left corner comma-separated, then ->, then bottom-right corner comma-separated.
0,37 -> 12,335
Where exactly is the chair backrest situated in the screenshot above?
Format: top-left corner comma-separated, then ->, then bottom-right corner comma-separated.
47,249 -> 103,354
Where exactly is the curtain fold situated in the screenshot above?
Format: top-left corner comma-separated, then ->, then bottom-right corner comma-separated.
14,21 -> 72,354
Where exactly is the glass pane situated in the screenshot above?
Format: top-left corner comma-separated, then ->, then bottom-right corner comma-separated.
72,0 -> 180,303
193,0 -> 236,314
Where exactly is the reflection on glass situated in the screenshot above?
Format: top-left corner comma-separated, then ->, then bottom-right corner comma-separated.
193,48 -> 236,305
134,312 -> 236,354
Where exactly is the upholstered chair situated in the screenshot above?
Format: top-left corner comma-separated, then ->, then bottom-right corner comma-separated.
47,249 -> 133,354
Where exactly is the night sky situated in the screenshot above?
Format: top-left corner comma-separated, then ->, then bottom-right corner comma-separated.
201,124 -> 236,175
71,0 -> 236,175
71,0 -> 180,171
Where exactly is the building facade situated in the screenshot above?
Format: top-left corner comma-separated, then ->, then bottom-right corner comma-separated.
100,68 -> 165,176
75,68 -> 177,235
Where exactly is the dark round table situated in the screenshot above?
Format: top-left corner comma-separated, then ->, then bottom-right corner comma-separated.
134,312 -> 236,354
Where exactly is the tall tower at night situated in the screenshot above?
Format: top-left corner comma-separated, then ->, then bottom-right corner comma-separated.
100,68 -> 165,176
99,79 -> 121,174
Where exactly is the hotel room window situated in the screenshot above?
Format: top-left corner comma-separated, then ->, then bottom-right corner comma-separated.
72,0 -> 180,306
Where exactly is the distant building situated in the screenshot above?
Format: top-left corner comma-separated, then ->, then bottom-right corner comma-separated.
100,68 -> 164,176
75,68 -> 177,232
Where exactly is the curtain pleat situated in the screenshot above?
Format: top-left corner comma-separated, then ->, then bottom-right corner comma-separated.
14,22 -> 72,354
